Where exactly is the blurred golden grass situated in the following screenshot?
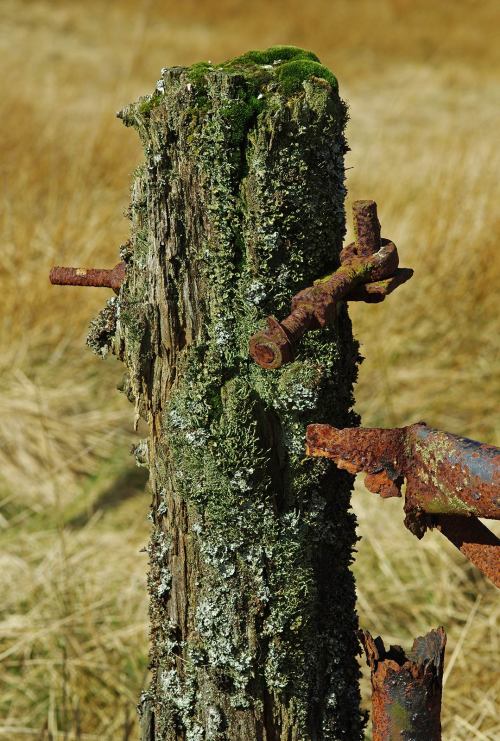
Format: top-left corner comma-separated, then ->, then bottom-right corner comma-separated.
0,0 -> 498,738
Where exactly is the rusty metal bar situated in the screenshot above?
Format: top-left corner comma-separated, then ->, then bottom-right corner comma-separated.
406,424 -> 500,520
306,423 -> 500,520
249,200 -> 413,369
49,261 -> 126,292
360,627 -> 446,741
433,515 -> 500,586
306,422 -> 500,587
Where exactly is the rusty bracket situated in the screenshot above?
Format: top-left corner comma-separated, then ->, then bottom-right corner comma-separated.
249,200 -> 413,369
306,422 -> 500,587
360,627 -> 446,741
49,261 -> 126,293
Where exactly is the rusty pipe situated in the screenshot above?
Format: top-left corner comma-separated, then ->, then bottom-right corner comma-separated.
306,423 -> 500,586
360,627 -> 446,741
306,423 -> 500,520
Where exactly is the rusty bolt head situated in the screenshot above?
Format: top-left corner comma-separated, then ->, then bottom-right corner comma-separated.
248,316 -> 295,369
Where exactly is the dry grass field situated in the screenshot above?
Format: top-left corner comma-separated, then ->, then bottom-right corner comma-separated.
0,0 -> 498,738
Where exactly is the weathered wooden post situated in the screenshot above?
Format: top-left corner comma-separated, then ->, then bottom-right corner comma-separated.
87,47 -> 365,739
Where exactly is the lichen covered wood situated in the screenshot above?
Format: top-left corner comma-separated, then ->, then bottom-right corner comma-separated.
89,47 -> 363,740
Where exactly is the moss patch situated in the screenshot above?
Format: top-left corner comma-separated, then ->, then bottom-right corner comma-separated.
277,60 -> 338,95
230,45 -> 320,66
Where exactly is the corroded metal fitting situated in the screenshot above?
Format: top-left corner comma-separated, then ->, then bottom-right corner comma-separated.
433,514 -> 500,588
306,422 -> 500,587
360,627 -> 446,741
249,200 -> 413,369
352,199 -> 381,257
306,423 -> 500,520
49,261 -> 126,293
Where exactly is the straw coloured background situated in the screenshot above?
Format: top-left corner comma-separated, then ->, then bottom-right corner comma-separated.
0,0 -> 498,738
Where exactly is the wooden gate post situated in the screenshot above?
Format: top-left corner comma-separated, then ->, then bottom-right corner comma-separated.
89,47 -> 364,740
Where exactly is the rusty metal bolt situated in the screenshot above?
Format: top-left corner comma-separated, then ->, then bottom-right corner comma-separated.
49,261 -> 126,293
249,200 -> 413,370
248,313 -> 312,369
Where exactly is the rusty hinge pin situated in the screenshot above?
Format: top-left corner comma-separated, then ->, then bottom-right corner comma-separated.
249,200 -> 413,369
360,627 -> 446,741
49,262 -> 126,292
352,199 -> 381,256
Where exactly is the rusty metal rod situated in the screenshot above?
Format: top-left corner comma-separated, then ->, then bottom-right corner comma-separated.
352,199 -> 381,256
360,627 -> 446,741
248,200 -> 413,370
49,262 -> 126,292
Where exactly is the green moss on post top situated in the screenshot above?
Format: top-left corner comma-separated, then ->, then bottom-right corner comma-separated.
230,45 -> 320,65
277,60 -> 338,94
94,47 -> 363,740
120,45 -> 339,130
